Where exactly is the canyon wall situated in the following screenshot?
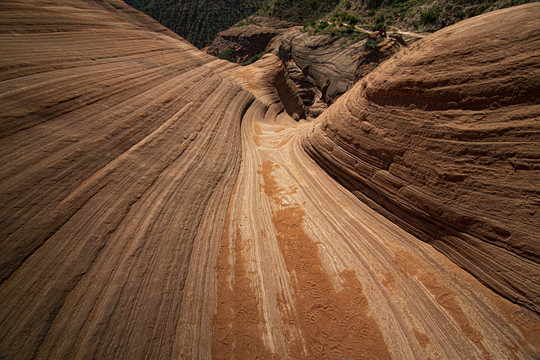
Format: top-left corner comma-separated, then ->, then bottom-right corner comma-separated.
301,3 -> 540,314
0,0 -> 251,358
1,1 -> 539,359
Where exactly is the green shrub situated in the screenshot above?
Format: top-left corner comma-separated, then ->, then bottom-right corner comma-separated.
242,49 -> 272,65
364,39 -> 378,51
339,25 -> 355,35
218,47 -> 237,63
344,1 -> 352,10
331,10 -> 343,21
332,10 -> 359,25
318,21 -> 329,29
372,15 -> 385,30
420,7 -> 440,25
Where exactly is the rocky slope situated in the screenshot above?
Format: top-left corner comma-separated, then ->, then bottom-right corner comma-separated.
206,21 -> 418,116
339,0 -> 539,33
277,28 -> 409,106
125,0 -> 537,51
0,0 -> 539,359
203,0 -> 535,113
206,16 -> 298,64
301,3 -> 540,314
125,0 -> 264,47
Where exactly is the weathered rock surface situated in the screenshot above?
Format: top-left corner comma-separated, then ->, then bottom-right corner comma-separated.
354,32 -> 408,81
206,16 -> 297,63
1,0 -> 248,358
1,1 -> 539,359
276,29 -> 407,117
302,3 -> 540,315
279,30 -> 364,103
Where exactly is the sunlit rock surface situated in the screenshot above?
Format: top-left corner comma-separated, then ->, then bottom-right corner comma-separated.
302,3 -> 540,315
1,1 -> 539,359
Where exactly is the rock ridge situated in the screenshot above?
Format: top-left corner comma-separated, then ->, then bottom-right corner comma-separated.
1,1 -> 539,359
301,3 -> 540,314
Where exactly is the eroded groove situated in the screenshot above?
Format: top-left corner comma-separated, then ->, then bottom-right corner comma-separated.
1,1 -> 539,359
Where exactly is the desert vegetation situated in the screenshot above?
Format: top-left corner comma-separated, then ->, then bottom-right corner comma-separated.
126,0 -> 538,48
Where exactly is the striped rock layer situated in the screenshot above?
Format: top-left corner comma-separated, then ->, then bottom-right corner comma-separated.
0,1 -> 539,359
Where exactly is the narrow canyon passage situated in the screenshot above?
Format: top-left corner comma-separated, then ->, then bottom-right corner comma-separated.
211,65 -> 540,359
1,1 -> 538,359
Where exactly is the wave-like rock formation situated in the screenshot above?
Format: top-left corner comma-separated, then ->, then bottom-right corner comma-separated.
0,1 -> 248,358
302,4 -> 540,314
1,0 -> 539,359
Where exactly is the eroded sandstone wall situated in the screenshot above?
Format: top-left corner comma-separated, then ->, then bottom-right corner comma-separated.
0,0 -> 251,358
302,3 -> 540,314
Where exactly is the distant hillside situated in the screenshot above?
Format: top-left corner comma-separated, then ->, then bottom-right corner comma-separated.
256,0 -> 341,23
263,0 -> 539,32
124,0 -> 264,48
324,0 -> 538,32
124,0 -> 537,48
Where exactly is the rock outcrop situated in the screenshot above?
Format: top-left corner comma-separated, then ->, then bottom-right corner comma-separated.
0,0 -> 249,358
206,16 -> 297,63
206,20 -> 415,118
1,1 -> 539,359
302,3 -> 540,314
279,30 -> 365,103
276,29 -> 408,117
354,32 -> 408,81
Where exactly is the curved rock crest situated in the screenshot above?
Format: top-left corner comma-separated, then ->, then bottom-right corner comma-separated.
302,3 -> 540,314
1,1 -> 539,359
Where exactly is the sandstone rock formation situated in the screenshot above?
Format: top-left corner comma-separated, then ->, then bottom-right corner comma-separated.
1,0 -> 539,359
279,29 -> 365,103
354,32 -> 408,81
302,3 -> 540,315
277,28 -> 410,116
205,19 -> 418,118
1,1 -> 247,358
206,16 -> 297,63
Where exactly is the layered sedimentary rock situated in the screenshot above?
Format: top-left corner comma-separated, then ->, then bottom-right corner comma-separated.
1,1 -> 539,359
354,32 -> 408,81
302,3 -> 540,314
206,16 -> 297,63
0,0 -> 249,358
282,30 -> 361,102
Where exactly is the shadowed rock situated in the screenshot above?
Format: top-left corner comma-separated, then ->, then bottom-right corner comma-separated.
206,16 -> 297,63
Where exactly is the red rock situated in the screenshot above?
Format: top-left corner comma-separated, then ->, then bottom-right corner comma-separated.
1,1 -> 538,359
302,2 -> 540,315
